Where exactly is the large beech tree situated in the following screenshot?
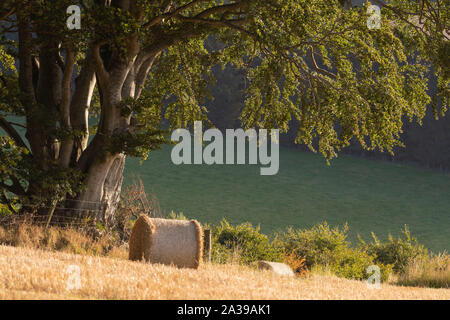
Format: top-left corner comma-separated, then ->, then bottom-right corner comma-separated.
0,1 -> 448,222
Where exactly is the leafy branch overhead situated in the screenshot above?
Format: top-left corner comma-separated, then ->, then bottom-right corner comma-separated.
0,0 -> 448,212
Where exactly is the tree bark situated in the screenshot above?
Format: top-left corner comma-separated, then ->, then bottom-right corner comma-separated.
71,38 -> 139,223
70,55 -> 97,162
14,2 -> 166,223
73,153 -> 125,225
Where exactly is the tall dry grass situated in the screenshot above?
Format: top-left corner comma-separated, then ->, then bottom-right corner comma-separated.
1,216 -> 448,295
0,220 -> 128,259
0,245 -> 449,300
397,253 -> 450,289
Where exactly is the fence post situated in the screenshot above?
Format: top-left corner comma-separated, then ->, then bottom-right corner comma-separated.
203,229 -> 211,263
45,199 -> 58,229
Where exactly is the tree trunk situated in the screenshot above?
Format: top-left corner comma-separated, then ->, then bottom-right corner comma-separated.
72,153 -> 125,225
16,5 -> 158,224
70,49 -> 137,224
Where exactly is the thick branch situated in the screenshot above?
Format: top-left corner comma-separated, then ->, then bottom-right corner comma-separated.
92,42 -> 110,87
17,14 -> 36,107
195,2 -> 248,19
371,0 -> 448,41
143,0 -> 207,28
309,46 -> 336,79
134,54 -> 159,99
59,46 -> 76,167
177,16 -> 248,27
0,116 -> 29,150
0,7 -> 15,21
64,53 -> 97,167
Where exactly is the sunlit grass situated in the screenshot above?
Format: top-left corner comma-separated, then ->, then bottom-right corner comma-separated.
397,253 -> 450,289
1,245 -> 449,300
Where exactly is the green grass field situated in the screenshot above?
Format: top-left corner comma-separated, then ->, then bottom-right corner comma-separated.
124,145 -> 450,253
2,117 -> 449,252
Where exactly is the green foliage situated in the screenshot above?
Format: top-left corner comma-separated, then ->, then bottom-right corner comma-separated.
274,222 -> 392,281
0,137 -> 28,213
126,146 -> 450,253
108,129 -> 167,159
0,46 -> 15,75
359,225 -> 428,274
211,219 -> 284,265
148,38 -> 218,131
330,246 -> 392,282
0,202 -> 12,217
24,164 -> 86,206
167,211 -> 188,220
207,218 -> 394,281
275,222 -> 350,268
0,137 -> 27,178
71,0 -> 448,161
1,0 -> 448,219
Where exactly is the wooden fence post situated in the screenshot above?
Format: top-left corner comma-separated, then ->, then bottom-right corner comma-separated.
203,229 -> 211,263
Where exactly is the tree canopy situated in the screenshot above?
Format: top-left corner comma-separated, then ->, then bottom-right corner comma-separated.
0,0 -> 448,217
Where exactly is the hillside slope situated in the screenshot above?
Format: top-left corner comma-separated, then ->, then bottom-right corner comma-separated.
1,246 -> 448,300
124,146 -> 450,252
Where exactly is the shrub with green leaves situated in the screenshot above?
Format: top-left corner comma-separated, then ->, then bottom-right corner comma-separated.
275,222 -> 392,281
274,222 -> 350,268
167,211 -> 188,221
331,247 -> 392,281
0,202 -> 12,217
211,219 -> 284,265
359,226 -> 427,274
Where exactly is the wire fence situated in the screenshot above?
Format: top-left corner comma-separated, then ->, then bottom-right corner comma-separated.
0,197 -> 111,228
1,179 -> 160,228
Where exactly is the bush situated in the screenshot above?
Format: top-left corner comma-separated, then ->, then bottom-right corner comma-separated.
167,211 -> 188,220
359,225 -> 427,274
283,251 -> 308,276
275,222 -> 392,281
274,222 -> 350,268
211,219 -> 284,265
0,203 -> 11,216
331,247 -> 392,281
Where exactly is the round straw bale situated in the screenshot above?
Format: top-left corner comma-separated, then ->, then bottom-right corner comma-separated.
149,218 -> 203,269
129,214 -> 155,262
